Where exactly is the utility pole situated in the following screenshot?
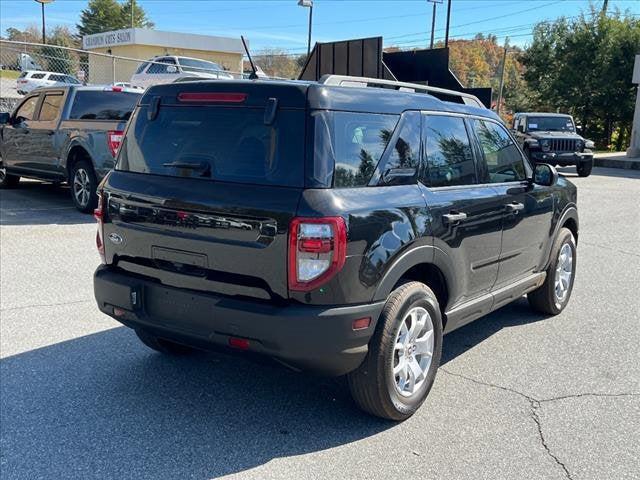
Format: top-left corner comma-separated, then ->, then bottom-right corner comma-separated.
444,0 -> 452,47
601,0 -> 609,15
34,0 -> 53,44
131,0 -> 134,28
496,37 -> 509,115
427,1 -> 442,49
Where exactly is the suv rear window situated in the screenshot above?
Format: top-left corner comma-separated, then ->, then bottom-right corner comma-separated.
117,106 -> 305,187
69,91 -> 140,120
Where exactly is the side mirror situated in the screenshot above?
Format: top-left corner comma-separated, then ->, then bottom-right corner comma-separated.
517,125 -> 524,133
0,112 -> 9,125
575,124 -> 583,132
532,163 -> 558,187
166,65 -> 178,74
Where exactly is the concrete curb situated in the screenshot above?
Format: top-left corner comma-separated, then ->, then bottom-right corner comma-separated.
593,155 -> 640,170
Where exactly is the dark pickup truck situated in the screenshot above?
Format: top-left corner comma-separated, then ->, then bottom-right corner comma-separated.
0,85 -> 141,211
512,112 -> 595,177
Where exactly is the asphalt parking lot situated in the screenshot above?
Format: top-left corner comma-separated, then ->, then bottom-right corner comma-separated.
1,168 -> 639,480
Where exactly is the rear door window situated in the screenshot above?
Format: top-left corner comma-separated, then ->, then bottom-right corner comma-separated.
117,105 -> 305,187
30,73 -> 46,79
69,91 -> 140,120
38,93 -> 64,121
422,114 -> 476,188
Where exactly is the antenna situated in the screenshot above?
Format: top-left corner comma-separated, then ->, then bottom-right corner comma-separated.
241,35 -> 259,80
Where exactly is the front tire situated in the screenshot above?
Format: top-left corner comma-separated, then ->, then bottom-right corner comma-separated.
577,160 -> 593,177
0,166 -> 20,188
135,328 -> 194,355
348,282 -> 443,421
528,227 -> 577,315
69,160 -> 98,213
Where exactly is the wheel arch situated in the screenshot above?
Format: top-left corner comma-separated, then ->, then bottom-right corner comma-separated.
66,144 -> 94,179
373,246 -> 451,328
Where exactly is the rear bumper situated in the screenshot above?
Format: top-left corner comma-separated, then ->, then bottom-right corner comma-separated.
93,266 -> 384,376
531,150 -> 593,166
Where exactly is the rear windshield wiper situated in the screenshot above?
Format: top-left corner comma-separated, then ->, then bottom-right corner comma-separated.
162,161 -> 211,177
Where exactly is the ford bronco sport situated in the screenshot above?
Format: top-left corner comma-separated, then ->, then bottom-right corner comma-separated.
93,76 -> 579,420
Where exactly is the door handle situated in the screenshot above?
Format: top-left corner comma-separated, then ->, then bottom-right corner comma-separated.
442,212 -> 468,224
505,202 -> 525,213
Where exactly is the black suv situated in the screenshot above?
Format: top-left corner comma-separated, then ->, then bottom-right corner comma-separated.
512,112 -> 594,177
93,77 -> 579,420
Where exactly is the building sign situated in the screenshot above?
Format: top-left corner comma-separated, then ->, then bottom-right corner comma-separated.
83,29 -> 135,49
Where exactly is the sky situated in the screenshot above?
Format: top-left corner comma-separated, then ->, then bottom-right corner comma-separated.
0,0 -> 638,54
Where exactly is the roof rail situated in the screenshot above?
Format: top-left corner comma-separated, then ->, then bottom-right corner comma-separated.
318,74 -> 485,109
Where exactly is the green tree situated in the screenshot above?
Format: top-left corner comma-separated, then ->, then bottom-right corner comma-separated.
520,6 -> 640,149
120,0 -> 154,30
77,0 -> 153,36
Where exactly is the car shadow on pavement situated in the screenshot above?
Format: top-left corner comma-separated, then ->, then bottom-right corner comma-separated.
0,298 -> 550,479
0,327 -> 390,479
441,297 -> 548,365
0,182 -> 94,225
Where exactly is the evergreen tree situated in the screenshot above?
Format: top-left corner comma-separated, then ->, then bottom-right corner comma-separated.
77,0 -> 153,36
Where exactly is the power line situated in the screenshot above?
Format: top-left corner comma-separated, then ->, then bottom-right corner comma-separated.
384,0 -> 562,41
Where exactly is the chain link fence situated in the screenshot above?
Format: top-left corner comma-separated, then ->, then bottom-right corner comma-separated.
0,40 -> 245,112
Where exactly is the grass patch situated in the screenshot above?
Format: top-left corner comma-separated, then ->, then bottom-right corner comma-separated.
0,70 -> 21,80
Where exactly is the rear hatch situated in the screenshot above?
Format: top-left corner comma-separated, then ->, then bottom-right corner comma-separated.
101,81 -> 309,301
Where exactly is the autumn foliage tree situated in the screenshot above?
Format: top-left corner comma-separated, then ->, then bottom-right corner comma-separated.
520,6 -> 640,149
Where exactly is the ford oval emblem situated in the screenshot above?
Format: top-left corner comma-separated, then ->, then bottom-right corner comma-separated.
108,232 -> 124,245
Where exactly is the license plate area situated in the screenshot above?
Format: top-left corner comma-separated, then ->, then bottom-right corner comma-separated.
144,284 -> 215,334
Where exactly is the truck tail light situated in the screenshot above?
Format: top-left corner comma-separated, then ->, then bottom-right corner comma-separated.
94,192 -> 105,264
288,217 -> 346,292
107,130 -> 124,158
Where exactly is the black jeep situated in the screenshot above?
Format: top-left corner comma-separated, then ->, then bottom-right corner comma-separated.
512,112 -> 594,177
93,77 -> 579,420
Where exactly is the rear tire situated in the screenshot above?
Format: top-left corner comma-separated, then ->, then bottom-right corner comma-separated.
577,160 -> 593,177
135,329 -> 194,355
348,282 -> 443,421
0,166 -> 20,188
528,227 -> 576,315
69,160 -> 98,213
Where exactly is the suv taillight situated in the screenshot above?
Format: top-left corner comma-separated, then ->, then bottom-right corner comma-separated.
288,217 -> 347,292
94,192 -> 105,263
107,130 -> 124,158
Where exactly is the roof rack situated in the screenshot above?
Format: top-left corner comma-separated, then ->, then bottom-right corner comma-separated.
318,74 -> 485,109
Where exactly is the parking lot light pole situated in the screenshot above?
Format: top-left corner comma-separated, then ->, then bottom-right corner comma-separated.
298,0 -> 313,56
34,0 -> 54,45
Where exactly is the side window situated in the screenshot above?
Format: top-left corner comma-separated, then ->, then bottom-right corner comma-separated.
328,112 -> 398,188
135,62 -> 150,74
30,73 -> 46,80
473,119 -> 526,183
49,74 -> 66,82
422,115 -> 476,188
14,96 -> 39,121
38,93 -> 63,122
146,58 -> 176,74
375,111 -> 421,185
